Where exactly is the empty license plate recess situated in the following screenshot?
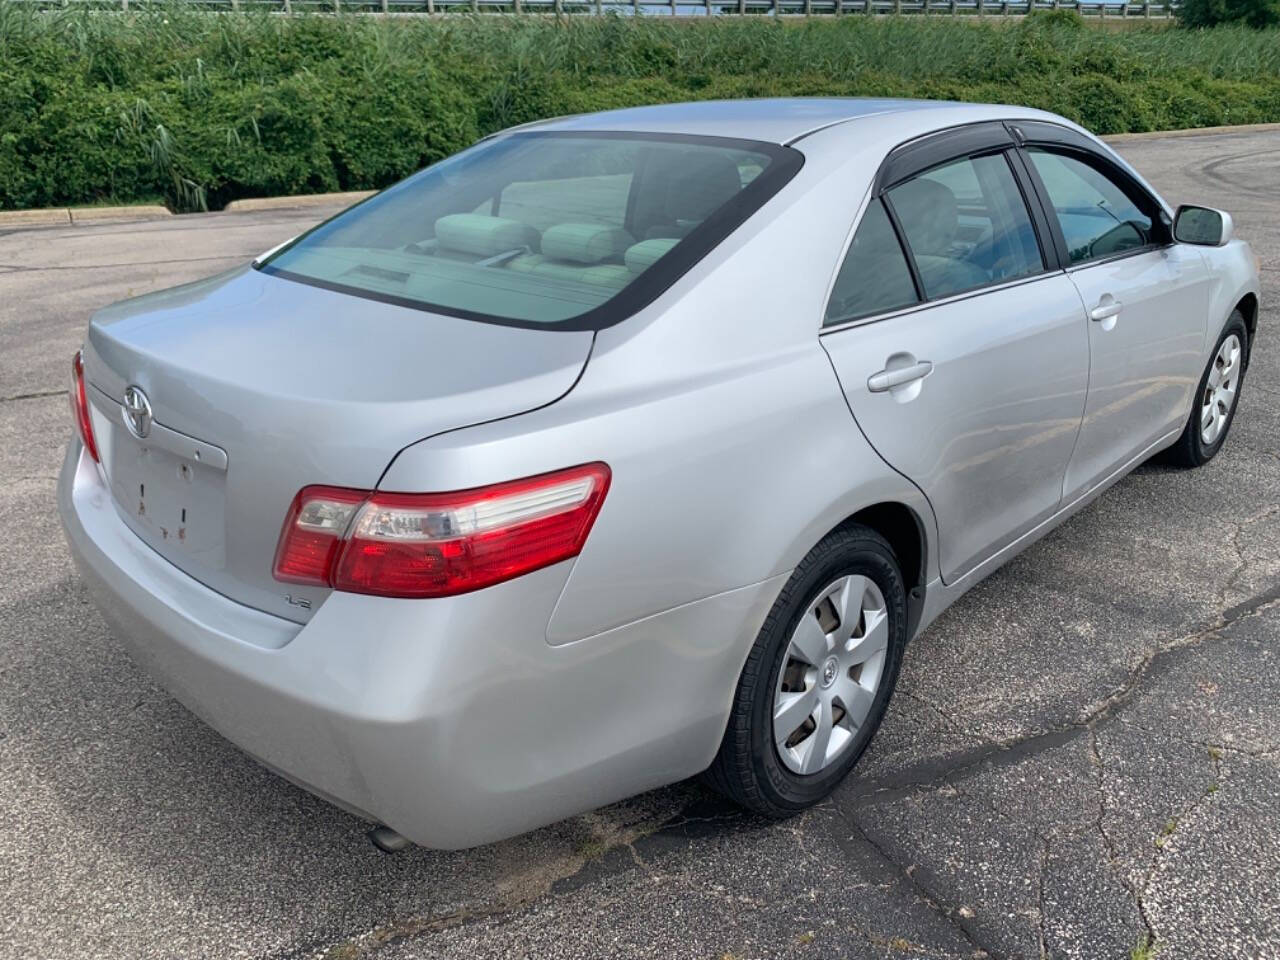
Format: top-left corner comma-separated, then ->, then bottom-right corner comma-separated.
108,418 -> 229,571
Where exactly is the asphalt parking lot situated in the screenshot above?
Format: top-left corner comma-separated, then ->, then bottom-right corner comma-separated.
2,128 -> 1278,960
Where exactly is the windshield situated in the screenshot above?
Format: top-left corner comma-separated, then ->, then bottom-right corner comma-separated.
257,131 -> 801,329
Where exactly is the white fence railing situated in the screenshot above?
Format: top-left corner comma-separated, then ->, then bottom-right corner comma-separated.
4,0 -> 1179,15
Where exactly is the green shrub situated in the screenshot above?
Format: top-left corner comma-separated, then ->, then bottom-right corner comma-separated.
1,7 -> 1278,211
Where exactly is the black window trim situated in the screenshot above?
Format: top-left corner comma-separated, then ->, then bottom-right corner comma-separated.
822,117 -> 1185,334
818,193 -> 925,329
1010,122 -> 1174,271
256,130 -> 805,333
882,148 -> 1057,302
824,122 -> 1063,330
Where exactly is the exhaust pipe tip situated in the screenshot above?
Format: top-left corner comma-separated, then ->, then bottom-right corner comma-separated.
368,825 -> 411,854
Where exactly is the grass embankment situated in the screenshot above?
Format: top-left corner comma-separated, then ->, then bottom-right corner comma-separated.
0,7 -> 1277,211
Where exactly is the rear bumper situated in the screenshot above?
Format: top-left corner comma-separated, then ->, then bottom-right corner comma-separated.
58,441 -> 783,848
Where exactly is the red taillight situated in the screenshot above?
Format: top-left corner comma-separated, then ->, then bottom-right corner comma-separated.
70,350 -> 99,463
272,486 -> 368,586
273,463 -> 611,599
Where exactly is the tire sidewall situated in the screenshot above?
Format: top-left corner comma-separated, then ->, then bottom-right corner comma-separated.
748,532 -> 908,811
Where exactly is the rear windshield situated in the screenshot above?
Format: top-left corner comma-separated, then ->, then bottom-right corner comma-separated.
257,131 -> 801,330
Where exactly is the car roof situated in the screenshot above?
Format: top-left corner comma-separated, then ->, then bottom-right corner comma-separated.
520,98 -> 1008,145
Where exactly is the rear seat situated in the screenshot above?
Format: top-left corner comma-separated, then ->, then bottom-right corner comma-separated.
431,215 -> 679,292
513,223 -> 636,290
434,213 -> 540,258
624,238 -> 679,275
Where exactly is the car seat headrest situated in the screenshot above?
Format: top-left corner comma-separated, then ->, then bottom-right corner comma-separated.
541,223 -> 635,265
434,214 -> 541,257
890,179 -> 960,257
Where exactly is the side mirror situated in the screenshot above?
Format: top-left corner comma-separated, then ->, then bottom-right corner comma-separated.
1173,205 -> 1234,247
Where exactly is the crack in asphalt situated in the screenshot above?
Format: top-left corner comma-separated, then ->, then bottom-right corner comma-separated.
1223,504 -> 1280,603
0,388 -> 65,404
834,580 -> 1280,960
288,570 -> 1280,960
898,689 -> 995,747
1132,740 -> 1225,953
287,810 -> 678,960
840,814 -> 1001,959
838,581 -> 1280,813
1089,726 -> 1158,952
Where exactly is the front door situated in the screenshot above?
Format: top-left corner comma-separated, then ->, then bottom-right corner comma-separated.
821,150 -> 1090,583
1022,147 -> 1212,500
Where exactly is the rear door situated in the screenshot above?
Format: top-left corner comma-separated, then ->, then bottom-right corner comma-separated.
821,127 -> 1090,583
1015,135 -> 1211,499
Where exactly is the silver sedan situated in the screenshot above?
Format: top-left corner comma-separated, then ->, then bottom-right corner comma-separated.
59,99 -> 1261,849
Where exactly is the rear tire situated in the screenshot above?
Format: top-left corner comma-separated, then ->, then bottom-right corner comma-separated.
706,525 -> 907,818
1166,311 -> 1249,468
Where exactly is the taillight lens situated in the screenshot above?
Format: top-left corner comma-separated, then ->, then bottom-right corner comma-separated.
70,350 -> 99,463
273,463 -> 610,599
272,486 -> 367,586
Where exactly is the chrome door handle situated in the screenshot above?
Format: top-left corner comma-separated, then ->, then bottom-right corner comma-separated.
1090,300 -> 1123,322
867,360 -> 933,393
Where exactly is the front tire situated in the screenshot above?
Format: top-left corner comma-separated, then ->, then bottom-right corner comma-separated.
706,525 -> 907,818
1166,311 -> 1249,468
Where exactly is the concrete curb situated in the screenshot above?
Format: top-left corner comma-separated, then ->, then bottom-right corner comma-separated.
223,191 -> 375,212
1101,122 -> 1280,143
2,123 -> 1276,228
0,204 -> 172,227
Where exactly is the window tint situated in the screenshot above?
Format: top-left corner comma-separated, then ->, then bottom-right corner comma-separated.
824,199 -> 919,325
260,134 -> 784,327
1027,149 -> 1154,265
887,153 -> 1044,301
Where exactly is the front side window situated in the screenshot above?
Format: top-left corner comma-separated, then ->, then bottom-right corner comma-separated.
259,133 -> 796,328
1027,148 -> 1155,265
887,152 -> 1045,301
824,199 -> 920,325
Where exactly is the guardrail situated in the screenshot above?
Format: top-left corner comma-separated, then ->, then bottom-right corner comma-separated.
6,0 -> 1178,15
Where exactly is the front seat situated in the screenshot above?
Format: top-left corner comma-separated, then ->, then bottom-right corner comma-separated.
632,151 -> 744,241
889,178 -> 988,299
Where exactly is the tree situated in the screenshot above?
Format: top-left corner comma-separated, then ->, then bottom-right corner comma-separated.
1177,0 -> 1280,28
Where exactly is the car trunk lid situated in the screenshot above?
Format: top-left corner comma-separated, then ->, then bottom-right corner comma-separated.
83,266 -> 592,624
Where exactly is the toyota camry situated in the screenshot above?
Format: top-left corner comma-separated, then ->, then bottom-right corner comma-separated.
59,99 -> 1261,849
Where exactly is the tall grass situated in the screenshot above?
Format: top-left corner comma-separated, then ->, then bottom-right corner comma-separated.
1,5 -> 1277,210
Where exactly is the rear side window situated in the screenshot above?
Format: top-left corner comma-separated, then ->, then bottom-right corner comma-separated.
1027,148 -> 1154,265
825,199 -> 919,325
259,132 -> 798,329
887,153 -> 1044,301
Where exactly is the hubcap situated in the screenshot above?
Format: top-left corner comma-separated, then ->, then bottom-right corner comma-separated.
1201,334 -> 1242,446
773,575 -> 889,776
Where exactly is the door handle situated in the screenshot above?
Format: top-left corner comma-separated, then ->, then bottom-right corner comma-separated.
1090,299 -> 1123,322
868,360 -> 933,393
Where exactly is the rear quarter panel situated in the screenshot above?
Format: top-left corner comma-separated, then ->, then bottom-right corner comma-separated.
380,124 -> 939,647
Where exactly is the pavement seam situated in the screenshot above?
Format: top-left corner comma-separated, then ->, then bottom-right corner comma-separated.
1034,832 -> 1051,960
842,813 -> 1003,959
841,583 -> 1280,811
